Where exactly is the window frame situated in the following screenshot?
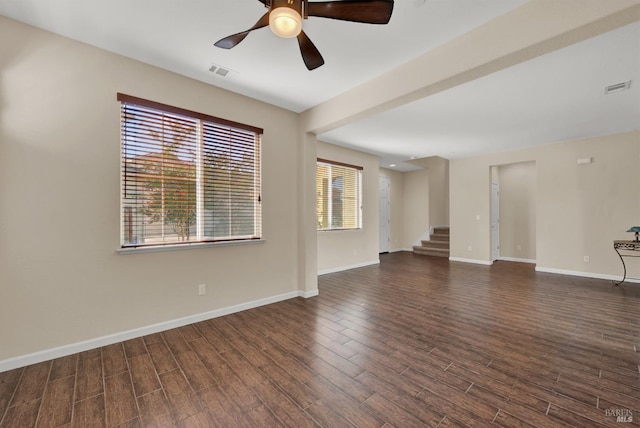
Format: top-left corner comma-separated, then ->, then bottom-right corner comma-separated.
316,158 -> 363,232
117,93 -> 263,252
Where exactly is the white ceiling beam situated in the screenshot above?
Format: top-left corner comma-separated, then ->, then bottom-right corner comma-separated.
301,0 -> 640,135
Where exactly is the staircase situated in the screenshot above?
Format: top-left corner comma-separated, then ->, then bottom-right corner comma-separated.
413,227 -> 449,258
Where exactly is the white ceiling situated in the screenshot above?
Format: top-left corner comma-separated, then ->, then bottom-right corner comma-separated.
1,0 -> 638,171
320,21 -> 640,170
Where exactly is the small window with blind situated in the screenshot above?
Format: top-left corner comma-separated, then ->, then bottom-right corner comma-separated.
118,93 -> 263,250
316,159 -> 362,231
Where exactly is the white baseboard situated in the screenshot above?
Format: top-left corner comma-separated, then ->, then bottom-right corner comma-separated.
535,266 -> 640,284
498,257 -> 536,264
318,259 -> 380,275
0,289 -> 315,373
449,257 -> 493,266
299,289 -> 319,298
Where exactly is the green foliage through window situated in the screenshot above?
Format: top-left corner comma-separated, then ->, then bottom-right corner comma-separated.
119,94 -> 262,248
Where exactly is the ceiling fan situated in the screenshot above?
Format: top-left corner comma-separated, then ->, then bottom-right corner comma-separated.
214,0 -> 394,70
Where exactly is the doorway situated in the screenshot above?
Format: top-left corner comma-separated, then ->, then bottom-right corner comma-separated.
491,182 -> 500,261
379,175 -> 391,253
491,162 -> 537,263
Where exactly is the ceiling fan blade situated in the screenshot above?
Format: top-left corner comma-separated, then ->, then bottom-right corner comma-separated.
307,0 -> 394,24
214,12 -> 270,49
297,30 -> 325,70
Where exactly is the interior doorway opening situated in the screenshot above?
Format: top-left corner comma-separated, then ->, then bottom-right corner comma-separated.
490,162 -> 537,264
379,175 -> 391,253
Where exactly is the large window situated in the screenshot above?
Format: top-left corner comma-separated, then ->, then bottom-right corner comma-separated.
119,93 -> 262,249
316,159 -> 362,230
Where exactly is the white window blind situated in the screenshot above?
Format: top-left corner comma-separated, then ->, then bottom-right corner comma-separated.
316,158 -> 362,231
119,93 -> 262,248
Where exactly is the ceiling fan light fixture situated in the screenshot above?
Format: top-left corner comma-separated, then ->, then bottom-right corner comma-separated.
269,7 -> 302,38
214,0 -> 393,70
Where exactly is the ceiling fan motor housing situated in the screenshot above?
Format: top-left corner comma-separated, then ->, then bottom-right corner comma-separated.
269,0 -> 306,18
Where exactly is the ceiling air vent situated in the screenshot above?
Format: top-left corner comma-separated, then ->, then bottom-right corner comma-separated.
209,64 -> 236,78
604,80 -> 631,94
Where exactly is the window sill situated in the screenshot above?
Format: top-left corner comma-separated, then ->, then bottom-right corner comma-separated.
116,239 -> 265,255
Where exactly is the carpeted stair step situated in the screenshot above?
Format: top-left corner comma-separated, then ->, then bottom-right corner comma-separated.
414,226 -> 450,258
412,246 -> 450,257
420,240 -> 449,249
430,233 -> 449,242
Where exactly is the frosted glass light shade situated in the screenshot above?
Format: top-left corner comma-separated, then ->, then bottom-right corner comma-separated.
269,7 -> 302,38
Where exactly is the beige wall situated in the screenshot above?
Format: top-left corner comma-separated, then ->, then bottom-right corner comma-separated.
379,168 -> 404,251
379,158 -> 450,251
409,156 -> 450,228
0,18 -> 304,362
316,142 -> 379,273
402,169 -> 430,248
383,156 -> 451,250
450,131 -> 640,279
497,161 -> 536,261
297,133 -> 319,293
427,157 -> 450,228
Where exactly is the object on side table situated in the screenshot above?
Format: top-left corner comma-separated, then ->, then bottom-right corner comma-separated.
627,226 -> 640,242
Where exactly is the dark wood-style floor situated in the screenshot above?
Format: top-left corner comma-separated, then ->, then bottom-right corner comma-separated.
1,252 -> 639,427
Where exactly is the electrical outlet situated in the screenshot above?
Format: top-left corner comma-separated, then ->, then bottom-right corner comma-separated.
517,245 -> 522,251
467,245 -> 472,251
583,256 -> 590,263
198,284 -> 206,295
